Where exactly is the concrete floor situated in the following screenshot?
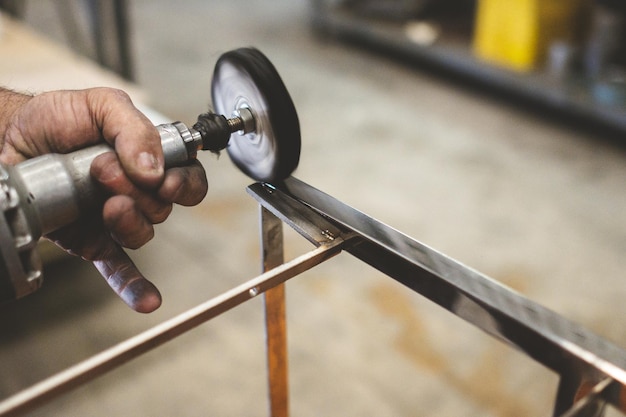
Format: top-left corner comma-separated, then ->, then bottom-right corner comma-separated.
1,1 -> 625,416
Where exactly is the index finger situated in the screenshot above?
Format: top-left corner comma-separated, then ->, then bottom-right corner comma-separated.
93,242 -> 162,313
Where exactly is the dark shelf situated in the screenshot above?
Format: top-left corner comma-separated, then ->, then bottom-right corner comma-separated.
311,3 -> 626,136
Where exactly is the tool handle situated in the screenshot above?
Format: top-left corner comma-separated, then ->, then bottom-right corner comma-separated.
11,122 -> 199,237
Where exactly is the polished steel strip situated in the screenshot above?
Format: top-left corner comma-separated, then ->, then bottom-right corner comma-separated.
248,182 -> 344,248
251,177 -> 626,415
559,378 -> 613,417
0,240 -> 344,417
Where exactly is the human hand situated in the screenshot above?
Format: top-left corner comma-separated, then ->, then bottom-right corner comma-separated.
0,88 -> 208,312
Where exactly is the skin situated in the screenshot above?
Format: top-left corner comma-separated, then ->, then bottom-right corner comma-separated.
0,87 -> 208,313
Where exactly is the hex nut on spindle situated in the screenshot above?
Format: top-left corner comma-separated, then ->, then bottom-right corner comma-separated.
232,107 -> 256,135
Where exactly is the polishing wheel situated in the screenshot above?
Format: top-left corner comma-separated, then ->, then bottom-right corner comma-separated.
211,48 -> 301,182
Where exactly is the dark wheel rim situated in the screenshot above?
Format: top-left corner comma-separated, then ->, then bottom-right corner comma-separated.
211,48 -> 301,182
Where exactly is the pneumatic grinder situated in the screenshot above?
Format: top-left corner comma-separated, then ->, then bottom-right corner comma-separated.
0,48 -> 301,302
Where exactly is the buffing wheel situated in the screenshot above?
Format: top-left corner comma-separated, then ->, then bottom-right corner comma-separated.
211,48 -> 301,183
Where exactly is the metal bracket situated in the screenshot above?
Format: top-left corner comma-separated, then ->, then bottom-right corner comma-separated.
249,177 -> 626,417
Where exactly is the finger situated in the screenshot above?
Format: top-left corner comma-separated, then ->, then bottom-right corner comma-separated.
87,88 -> 164,189
93,242 -> 162,313
46,221 -> 162,313
92,152 -> 173,224
103,196 -> 154,249
158,160 -> 209,206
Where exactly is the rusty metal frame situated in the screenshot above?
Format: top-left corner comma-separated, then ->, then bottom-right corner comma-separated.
1,177 -> 625,416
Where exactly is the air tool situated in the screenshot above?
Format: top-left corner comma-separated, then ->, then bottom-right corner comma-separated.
0,48 -> 301,302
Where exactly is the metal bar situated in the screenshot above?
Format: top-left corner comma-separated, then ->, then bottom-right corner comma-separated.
557,378 -> 613,417
247,183 -> 345,248
554,370 -> 609,417
113,0 -> 135,81
0,241 -> 344,417
261,207 -> 289,417
88,0 -> 107,71
249,177 -> 626,414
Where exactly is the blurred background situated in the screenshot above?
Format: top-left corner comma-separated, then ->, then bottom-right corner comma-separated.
0,1 -> 625,416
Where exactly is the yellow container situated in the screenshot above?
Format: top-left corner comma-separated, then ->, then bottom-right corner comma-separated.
473,0 -> 588,72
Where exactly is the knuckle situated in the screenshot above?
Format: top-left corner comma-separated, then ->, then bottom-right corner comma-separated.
92,153 -> 125,186
161,164 -> 208,206
97,87 -> 132,104
148,203 -> 173,224
117,227 -> 154,250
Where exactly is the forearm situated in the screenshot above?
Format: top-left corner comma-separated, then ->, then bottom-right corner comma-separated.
0,87 -> 32,142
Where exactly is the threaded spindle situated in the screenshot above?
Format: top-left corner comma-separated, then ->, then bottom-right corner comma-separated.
227,117 -> 245,133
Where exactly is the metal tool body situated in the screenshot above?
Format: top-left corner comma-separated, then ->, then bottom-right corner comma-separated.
0,47 -> 301,302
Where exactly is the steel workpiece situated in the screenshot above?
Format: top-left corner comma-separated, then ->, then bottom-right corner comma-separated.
249,178 -> 626,417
